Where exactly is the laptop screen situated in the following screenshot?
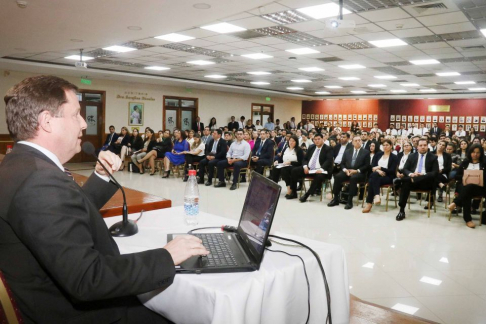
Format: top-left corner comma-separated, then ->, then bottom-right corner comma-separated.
237,172 -> 281,266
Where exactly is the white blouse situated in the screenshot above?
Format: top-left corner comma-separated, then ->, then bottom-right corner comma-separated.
399,153 -> 410,170
192,143 -> 205,156
467,163 -> 480,170
378,155 -> 389,169
437,155 -> 444,170
369,153 -> 374,165
282,148 -> 298,163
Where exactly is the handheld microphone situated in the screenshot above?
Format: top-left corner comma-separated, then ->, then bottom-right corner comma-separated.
82,142 -> 138,237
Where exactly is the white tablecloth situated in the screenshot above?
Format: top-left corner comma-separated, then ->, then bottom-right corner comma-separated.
105,207 -> 349,324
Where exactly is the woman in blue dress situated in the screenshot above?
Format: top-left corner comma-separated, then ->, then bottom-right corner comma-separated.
162,129 -> 189,178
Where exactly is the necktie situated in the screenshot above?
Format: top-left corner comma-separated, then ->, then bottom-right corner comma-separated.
108,133 -> 113,145
211,140 -> 218,153
309,148 -> 320,170
64,167 -> 74,181
198,123 -> 200,131
351,149 -> 358,168
417,154 -> 424,173
257,140 -> 264,155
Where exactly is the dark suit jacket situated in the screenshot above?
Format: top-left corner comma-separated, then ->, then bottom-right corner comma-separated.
153,137 -> 173,153
277,146 -> 304,166
192,121 -> 204,132
129,136 -> 144,151
103,132 -> 119,146
302,144 -> 333,175
0,144 -> 175,323
403,151 -> 439,184
228,121 -> 239,131
439,152 -> 452,176
341,147 -> 371,174
371,152 -> 398,178
429,127 -> 442,136
362,140 -> 371,151
252,139 -> 274,161
205,138 -> 227,160
333,142 -> 353,158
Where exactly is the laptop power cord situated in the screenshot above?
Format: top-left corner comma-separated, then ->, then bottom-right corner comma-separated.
187,226 -> 236,234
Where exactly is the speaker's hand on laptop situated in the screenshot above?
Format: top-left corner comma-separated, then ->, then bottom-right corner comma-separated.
164,235 -> 209,265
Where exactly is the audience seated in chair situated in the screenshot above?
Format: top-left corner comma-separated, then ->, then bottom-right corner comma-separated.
198,129 -> 227,185
271,135 -> 304,196
215,130 -> 251,190
131,128 -> 156,174
121,128 -> 143,170
137,130 -> 172,175
250,130 -> 274,175
333,132 -> 353,175
435,140 -> 452,203
108,126 -> 130,159
182,133 -> 206,181
161,129 -> 189,178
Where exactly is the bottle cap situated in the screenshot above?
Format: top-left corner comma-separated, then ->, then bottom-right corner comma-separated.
7,145 -> 12,149
188,170 -> 197,176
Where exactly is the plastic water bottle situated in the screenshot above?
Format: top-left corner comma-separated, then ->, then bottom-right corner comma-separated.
5,145 -> 12,154
184,170 -> 199,225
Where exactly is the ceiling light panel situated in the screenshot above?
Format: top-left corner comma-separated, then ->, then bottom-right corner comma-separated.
95,58 -> 145,68
273,31 -> 332,47
420,89 -> 436,92
296,3 -> 351,19
339,64 -> 366,69
410,59 -> 440,65
251,81 -> 270,85
162,43 -> 231,58
102,45 -> 137,53
351,91 -> 366,94
400,83 -> 420,87
375,75 -> 397,79
247,71 -> 271,75
369,38 -> 407,48
299,67 -> 324,72
455,81 -> 475,84
241,53 -> 273,59
469,88 -> 486,91
154,33 -> 195,42
291,79 -> 312,83
205,75 -> 226,79
325,85 -> 343,89
287,87 -> 304,90
436,72 -> 461,76
339,77 -> 360,80
187,60 -> 215,65
260,10 -> 310,25
200,22 -> 246,34
368,84 -> 387,88
64,55 -> 94,61
391,89 -> 407,93
338,42 -> 374,50
315,91 -> 330,94
144,66 -> 170,71
286,48 -> 320,55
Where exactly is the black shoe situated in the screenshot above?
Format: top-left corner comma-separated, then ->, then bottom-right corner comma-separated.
424,204 -> 434,210
437,196 -> 443,203
214,181 -> 226,188
396,211 -> 406,221
327,199 -> 340,207
286,193 -> 298,200
183,176 -> 188,182
285,194 -> 291,198
197,180 -> 205,184
205,181 -> 212,186
316,189 -> 322,196
299,194 -> 309,203
230,184 -> 237,190
296,185 -> 302,191
345,200 -> 353,210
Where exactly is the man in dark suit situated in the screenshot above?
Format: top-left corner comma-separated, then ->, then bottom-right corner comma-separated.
97,125 -> 119,156
396,138 -> 439,221
251,130 -> 274,174
198,129 -> 227,185
333,133 -> 353,175
360,131 -> 371,151
275,132 -> 291,161
429,122 -> 441,137
288,134 -> 333,202
192,116 -> 204,133
227,116 -> 239,131
275,129 -> 287,146
0,75 -> 207,323
329,136 -> 371,209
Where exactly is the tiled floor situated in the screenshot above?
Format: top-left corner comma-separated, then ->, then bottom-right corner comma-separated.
72,163 -> 486,324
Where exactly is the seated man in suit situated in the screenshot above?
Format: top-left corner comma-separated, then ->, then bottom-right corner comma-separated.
251,129 -> 274,174
288,133 -> 333,202
215,130 -> 251,190
360,131 -> 371,151
0,75 -> 208,323
275,132 -> 291,161
328,136 -> 371,209
333,132 -> 353,174
96,125 -> 119,156
197,129 -> 227,185
228,116 -> 239,132
395,138 -> 439,221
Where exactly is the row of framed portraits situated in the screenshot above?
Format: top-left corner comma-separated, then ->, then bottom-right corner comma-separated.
302,113 -> 378,121
393,123 -> 485,132
390,115 -> 486,124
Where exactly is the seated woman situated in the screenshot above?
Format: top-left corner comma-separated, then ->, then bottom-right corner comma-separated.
245,119 -> 255,131
120,128 -> 143,170
186,130 -> 195,146
271,135 -> 304,197
448,144 -> 486,228
137,130 -> 172,175
363,139 -> 398,213
131,128 -> 156,174
435,140 -> 452,203
249,130 -> 258,150
182,134 -> 205,181
368,142 -> 381,166
109,126 -> 130,157
162,129 -> 189,178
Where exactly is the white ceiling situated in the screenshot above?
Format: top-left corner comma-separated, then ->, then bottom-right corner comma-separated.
1,0 -> 486,99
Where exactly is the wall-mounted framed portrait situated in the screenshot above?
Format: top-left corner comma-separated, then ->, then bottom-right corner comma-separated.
446,116 -> 451,123
439,116 -> 444,123
432,116 -> 438,122
459,116 -> 465,124
402,116 -> 406,122
373,115 -> 378,121
426,116 -> 431,122
452,116 -> 458,123
481,116 -> 486,123
481,125 -> 486,132
408,116 -> 413,122
368,121 -> 372,127
414,116 -> 419,122
473,124 -> 479,131
129,102 -> 143,126
473,116 -> 479,123
466,116 -> 472,123
420,116 -> 425,122
452,124 -> 457,131
390,115 -> 395,121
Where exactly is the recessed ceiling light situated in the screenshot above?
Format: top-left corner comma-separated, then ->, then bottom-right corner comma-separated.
291,79 -> 312,83
287,87 -> 304,90
64,55 -> 94,61
247,71 -> 271,75
154,33 -> 195,42
144,66 -> 170,71
351,90 -> 366,94
339,77 -> 360,81
391,304 -> 419,315
205,74 -> 226,79
200,22 -> 246,34
325,85 -> 342,89
369,38 -> 407,48
400,83 -> 420,87
286,48 -> 320,55
193,3 -> 211,9
102,45 -> 137,53
455,81 -> 475,85
420,276 -> 442,286
315,91 -> 330,94
241,53 -> 273,59
362,262 -> 374,269
374,75 -> 396,79
296,3 -> 351,19
299,67 -> 324,72
436,72 -> 461,76
410,59 -> 440,65
469,87 -> 486,91
187,60 -> 215,65
251,81 -> 270,85
339,64 -> 366,69
391,89 -> 407,93
368,84 -> 386,88
481,29 -> 486,37
420,88 -> 436,92
127,26 -> 142,31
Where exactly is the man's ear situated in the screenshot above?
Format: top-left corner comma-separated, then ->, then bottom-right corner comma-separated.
38,111 -> 53,133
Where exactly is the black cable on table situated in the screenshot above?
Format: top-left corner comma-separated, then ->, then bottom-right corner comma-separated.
266,248 -> 310,324
187,226 -> 221,234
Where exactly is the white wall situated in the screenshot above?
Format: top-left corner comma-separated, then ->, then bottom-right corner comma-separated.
0,70 -> 302,134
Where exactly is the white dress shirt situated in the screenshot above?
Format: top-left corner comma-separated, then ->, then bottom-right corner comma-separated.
397,129 -> 408,137
282,148 -> 298,163
398,152 -> 410,170
455,130 -> 466,137
334,144 -> 347,164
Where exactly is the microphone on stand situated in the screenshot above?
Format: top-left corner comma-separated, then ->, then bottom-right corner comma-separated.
82,142 -> 138,237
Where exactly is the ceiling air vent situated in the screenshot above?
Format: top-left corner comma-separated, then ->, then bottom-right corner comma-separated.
459,45 -> 486,51
411,2 -> 448,14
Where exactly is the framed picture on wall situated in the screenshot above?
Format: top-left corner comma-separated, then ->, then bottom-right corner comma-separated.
439,116 -> 445,123
395,115 -> 400,121
302,114 -> 306,119
473,124 -> 479,131
306,114 -> 310,119
473,116 -> 479,123
396,122 -> 400,128
343,114 -> 347,120
329,114 -> 333,120
128,102 -> 143,126
481,125 -> 486,132
426,123 -> 431,129
433,116 -> 438,122
348,114 -> 352,120
310,114 -> 315,119
420,116 -> 425,122
465,125 -> 471,131
426,116 -> 431,122
402,116 -> 406,122
390,115 -> 395,122
367,121 -> 372,127
408,116 -> 412,122
459,116 -> 465,123
338,114 -> 343,120
333,114 -> 337,120
466,116 -> 472,123
323,115 -> 328,120
130,126 -> 140,133
452,124 -> 457,131
357,115 -> 362,120
363,115 -> 367,121
414,116 -> 419,122
368,114 -> 372,120
343,121 -> 348,127
320,114 -> 324,120
481,116 -> 486,123
452,116 -> 458,123
373,115 -> 378,121
446,116 -> 451,123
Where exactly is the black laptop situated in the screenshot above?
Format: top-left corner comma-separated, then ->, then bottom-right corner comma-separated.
168,171 -> 281,274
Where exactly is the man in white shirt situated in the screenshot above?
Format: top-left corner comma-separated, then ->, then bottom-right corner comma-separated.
254,120 -> 263,130
302,120 -> 314,132
397,124 -> 408,137
289,117 -> 297,129
238,116 -> 245,130
385,124 -> 398,136
264,117 -> 275,130
455,125 -> 466,137
370,123 -> 382,134
419,123 -> 428,136
408,123 -> 420,136
215,130 -> 251,190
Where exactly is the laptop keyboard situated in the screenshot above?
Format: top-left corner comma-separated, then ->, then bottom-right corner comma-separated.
194,234 -> 238,267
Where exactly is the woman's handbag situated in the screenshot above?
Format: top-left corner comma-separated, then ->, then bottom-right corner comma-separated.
463,169 -> 483,187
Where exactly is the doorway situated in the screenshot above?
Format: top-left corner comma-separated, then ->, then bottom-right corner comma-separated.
163,96 -> 198,132
251,103 -> 274,127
